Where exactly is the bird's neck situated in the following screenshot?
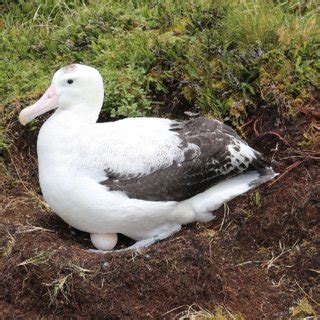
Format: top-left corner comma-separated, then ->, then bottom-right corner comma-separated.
37,104 -> 98,159
53,103 -> 101,124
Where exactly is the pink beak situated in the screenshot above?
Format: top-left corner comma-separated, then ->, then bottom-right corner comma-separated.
19,84 -> 59,126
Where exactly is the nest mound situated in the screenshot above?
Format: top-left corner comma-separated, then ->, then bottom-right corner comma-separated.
1,102 -> 319,319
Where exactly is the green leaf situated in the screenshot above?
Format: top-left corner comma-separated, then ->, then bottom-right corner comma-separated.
255,191 -> 261,206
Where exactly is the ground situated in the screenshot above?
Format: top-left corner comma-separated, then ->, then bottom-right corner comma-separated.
0,98 -> 319,319
1,1 -> 319,319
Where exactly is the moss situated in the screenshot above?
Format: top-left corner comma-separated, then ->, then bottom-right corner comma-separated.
290,297 -> 316,318
1,0 -> 319,129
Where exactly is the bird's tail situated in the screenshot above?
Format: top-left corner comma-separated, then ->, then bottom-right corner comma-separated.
179,168 -> 277,223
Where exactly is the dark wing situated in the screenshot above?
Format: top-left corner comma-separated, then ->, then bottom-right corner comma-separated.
101,117 -> 271,201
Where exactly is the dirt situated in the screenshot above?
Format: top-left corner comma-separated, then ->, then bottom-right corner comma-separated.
0,99 -> 319,319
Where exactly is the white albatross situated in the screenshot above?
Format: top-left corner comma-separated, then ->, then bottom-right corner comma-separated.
19,64 -> 276,252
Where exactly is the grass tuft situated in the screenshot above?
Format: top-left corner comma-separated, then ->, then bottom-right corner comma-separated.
178,305 -> 244,320
1,0 -> 319,127
17,250 -> 54,266
290,297 -> 317,319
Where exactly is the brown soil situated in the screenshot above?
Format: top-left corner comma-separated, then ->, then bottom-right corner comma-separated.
0,100 -> 319,319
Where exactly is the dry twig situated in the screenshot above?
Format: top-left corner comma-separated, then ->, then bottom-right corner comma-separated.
268,161 -> 303,186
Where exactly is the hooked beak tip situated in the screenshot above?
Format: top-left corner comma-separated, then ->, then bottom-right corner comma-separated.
17,83 -> 58,126
18,111 -> 29,126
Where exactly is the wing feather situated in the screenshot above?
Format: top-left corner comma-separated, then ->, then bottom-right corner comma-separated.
100,117 -> 271,201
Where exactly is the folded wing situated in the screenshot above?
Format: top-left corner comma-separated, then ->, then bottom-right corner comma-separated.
100,117 -> 271,201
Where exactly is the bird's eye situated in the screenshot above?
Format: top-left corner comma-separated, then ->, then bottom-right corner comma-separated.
67,79 -> 73,84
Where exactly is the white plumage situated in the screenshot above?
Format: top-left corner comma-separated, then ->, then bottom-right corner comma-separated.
19,64 -> 276,251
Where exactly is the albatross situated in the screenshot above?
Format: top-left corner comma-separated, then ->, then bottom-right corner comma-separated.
19,64 -> 276,252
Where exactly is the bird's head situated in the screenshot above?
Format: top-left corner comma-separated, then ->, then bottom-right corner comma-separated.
19,64 -> 104,125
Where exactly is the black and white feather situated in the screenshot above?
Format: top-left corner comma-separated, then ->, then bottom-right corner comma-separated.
100,117 -> 272,201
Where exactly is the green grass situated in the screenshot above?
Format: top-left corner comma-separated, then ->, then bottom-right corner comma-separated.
1,0 -> 319,126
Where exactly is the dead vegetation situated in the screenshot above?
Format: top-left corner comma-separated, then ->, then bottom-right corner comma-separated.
0,98 -> 319,319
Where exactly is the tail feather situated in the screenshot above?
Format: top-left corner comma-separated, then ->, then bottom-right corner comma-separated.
250,150 -> 272,169
184,168 -> 277,222
249,167 -> 278,187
